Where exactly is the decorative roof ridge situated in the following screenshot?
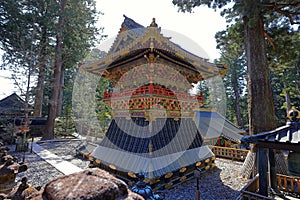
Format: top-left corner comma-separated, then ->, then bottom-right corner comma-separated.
108,15 -> 145,54
109,16 -> 212,65
83,16 -> 226,79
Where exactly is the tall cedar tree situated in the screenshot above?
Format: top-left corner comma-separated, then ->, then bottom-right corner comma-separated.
173,0 -> 299,179
215,22 -> 247,128
45,0 -> 100,139
45,0 -> 66,140
172,0 -> 299,134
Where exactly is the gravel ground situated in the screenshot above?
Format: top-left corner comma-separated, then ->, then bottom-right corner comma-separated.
7,140 -> 249,199
7,140 -> 89,188
163,159 -> 249,200
8,146 -> 64,188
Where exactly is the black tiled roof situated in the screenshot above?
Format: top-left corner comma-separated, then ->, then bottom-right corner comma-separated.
91,145 -> 213,178
100,117 -> 203,157
122,15 -> 144,34
0,93 -> 32,112
195,111 -> 244,143
241,122 -> 300,145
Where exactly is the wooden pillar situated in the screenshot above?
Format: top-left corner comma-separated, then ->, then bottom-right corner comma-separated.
258,147 -> 268,196
269,149 -> 277,190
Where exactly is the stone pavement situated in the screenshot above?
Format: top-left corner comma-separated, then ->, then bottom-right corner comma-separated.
31,142 -> 83,175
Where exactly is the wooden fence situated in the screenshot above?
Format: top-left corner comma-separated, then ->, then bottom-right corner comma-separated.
240,175 -> 273,200
211,146 -> 249,161
240,174 -> 300,200
277,174 -> 300,194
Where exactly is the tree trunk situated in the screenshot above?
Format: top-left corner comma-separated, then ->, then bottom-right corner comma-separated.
283,70 -> 291,112
232,73 -> 244,127
57,67 -> 65,117
44,0 -> 66,140
244,14 -> 277,135
285,89 -> 291,112
33,25 -> 47,117
241,2 -> 278,178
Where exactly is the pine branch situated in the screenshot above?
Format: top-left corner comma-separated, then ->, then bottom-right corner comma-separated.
264,31 -> 275,50
262,1 -> 300,24
263,1 -> 300,10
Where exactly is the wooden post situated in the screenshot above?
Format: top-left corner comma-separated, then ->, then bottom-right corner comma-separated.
30,136 -> 34,153
194,168 -> 201,200
196,178 -> 200,200
258,147 -> 268,196
269,149 -> 277,190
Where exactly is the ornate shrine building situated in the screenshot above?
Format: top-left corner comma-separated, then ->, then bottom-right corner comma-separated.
79,16 -> 229,190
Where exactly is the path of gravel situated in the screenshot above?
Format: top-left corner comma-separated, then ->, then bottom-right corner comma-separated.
163,159 -> 249,200
8,140 -> 249,200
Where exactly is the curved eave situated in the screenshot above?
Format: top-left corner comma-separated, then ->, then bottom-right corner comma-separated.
107,48 -> 150,69
81,26 -> 226,79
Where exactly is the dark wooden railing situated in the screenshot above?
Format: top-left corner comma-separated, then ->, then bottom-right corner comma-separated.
211,146 -> 249,161
240,174 -> 300,200
277,174 -> 300,194
240,175 -> 273,200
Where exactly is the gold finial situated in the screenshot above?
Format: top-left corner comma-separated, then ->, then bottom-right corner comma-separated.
287,106 -> 300,122
150,18 -> 157,27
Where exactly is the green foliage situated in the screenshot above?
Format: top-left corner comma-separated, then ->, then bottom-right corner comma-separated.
0,0 -> 46,104
195,77 -> 227,115
72,49 -> 111,140
86,48 -> 111,135
61,0 -> 104,69
0,0 -> 103,120
95,78 -> 111,133
173,0 -> 300,129
0,117 -> 15,144
72,69 -> 103,140
195,80 -> 211,108
269,29 -> 300,123
215,22 -> 247,127
54,115 -> 76,138
172,0 -> 230,13
173,0 -> 300,25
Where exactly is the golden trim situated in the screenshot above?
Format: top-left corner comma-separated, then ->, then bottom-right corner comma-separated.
95,160 -> 101,164
165,172 -> 173,179
88,157 -> 94,161
179,167 -> 187,173
180,176 -> 187,182
165,182 -> 173,189
109,165 -> 116,170
128,172 -> 136,178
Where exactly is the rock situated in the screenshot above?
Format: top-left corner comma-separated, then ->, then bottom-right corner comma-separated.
0,152 -> 28,195
28,168 -> 143,200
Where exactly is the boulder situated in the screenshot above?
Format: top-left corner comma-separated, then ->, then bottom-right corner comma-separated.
28,168 -> 143,200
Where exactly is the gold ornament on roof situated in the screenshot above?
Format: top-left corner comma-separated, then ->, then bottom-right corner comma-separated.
287,106 -> 300,122
150,18 -> 157,27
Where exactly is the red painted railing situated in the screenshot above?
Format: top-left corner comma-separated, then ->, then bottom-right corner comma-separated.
103,86 -> 203,101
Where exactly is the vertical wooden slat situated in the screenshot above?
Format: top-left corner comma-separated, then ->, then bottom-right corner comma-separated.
269,149 -> 277,190
258,147 -> 268,196
284,176 -> 287,190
